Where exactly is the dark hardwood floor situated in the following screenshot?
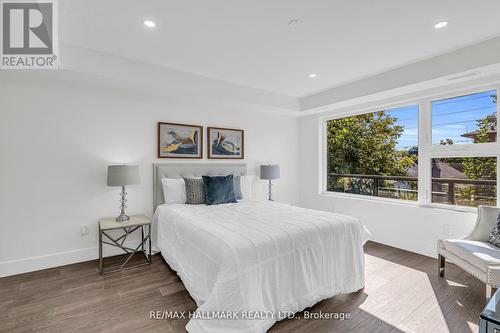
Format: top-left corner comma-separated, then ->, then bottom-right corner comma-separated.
0,242 -> 486,333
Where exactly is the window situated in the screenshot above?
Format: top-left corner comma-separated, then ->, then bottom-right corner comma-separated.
431,158 -> 497,207
324,87 -> 500,209
326,105 -> 419,201
429,90 -> 498,207
432,90 -> 497,145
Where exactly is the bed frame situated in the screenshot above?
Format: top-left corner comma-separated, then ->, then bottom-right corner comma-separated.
153,163 -> 248,211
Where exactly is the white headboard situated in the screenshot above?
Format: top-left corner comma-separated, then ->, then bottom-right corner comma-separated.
153,163 -> 248,210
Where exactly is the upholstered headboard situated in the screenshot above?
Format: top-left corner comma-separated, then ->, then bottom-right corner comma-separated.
153,163 -> 248,210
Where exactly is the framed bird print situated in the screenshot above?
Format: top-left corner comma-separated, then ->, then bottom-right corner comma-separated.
157,122 -> 203,158
207,127 -> 244,159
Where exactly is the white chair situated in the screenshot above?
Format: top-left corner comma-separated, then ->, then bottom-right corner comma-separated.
438,206 -> 500,300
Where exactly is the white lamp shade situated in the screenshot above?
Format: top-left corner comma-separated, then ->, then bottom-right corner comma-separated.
107,165 -> 140,186
260,165 -> 280,180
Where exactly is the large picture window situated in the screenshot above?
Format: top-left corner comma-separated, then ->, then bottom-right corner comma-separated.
326,105 -> 419,201
324,88 -> 499,208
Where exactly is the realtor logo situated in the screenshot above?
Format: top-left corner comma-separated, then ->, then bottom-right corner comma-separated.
1,0 -> 58,69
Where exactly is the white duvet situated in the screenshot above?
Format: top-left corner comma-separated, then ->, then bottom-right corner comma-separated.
154,200 -> 370,333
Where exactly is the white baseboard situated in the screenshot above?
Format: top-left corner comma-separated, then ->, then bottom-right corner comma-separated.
1,235 -> 436,278
0,240 -> 158,278
0,247 -> 99,278
369,235 -> 437,259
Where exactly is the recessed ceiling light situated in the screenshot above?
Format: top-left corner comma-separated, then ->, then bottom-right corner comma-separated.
144,20 -> 156,28
434,21 -> 448,29
308,73 -> 317,78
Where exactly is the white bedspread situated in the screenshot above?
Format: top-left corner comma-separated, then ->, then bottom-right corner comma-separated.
154,200 -> 370,333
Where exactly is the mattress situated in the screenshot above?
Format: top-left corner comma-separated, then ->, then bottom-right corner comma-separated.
154,200 -> 370,333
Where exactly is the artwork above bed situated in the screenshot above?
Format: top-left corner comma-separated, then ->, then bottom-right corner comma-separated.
157,122 -> 203,158
157,123 -> 244,159
207,127 -> 244,159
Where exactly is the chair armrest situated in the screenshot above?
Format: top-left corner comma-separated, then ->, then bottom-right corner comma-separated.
464,206 -> 500,242
487,265 -> 500,287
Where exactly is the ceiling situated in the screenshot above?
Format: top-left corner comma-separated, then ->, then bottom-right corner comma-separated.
61,0 -> 500,98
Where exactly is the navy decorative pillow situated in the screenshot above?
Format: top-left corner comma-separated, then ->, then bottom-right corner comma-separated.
489,212 -> 500,247
202,175 -> 237,205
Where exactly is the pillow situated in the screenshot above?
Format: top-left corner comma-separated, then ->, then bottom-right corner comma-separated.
240,175 -> 253,199
202,175 -> 237,205
489,213 -> 500,247
184,177 -> 206,204
233,175 -> 243,200
161,178 -> 186,205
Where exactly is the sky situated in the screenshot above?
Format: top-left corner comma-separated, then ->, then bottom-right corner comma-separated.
388,90 -> 497,149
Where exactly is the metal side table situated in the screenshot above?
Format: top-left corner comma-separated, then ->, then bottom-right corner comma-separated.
480,288 -> 500,333
99,215 -> 152,274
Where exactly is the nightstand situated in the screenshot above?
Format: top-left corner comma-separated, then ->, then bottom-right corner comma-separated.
98,215 -> 152,274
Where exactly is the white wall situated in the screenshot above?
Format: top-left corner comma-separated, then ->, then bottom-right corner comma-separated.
298,115 -> 477,258
0,71 -> 300,277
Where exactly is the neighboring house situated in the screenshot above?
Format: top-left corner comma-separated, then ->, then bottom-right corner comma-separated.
431,159 -> 467,179
406,159 -> 466,203
407,159 -> 466,179
461,125 -> 497,143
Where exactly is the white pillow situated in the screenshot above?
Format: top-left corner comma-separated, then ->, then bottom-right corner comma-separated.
240,175 -> 253,200
161,178 -> 186,204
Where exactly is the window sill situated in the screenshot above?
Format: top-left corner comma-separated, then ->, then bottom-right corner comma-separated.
320,191 -> 478,213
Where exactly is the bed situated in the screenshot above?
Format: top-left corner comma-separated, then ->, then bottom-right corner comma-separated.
152,163 -> 370,333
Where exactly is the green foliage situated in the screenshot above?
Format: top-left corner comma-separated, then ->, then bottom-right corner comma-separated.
448,107 -> 497,204
462,112 -> 497,181
440,139 -> 454,145
465,95 -> 498,203
327,111 -> 415,176
435,93 -> 497,183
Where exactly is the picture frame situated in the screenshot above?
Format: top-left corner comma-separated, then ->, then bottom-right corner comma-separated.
157,122 -> 203,158
207,127 -> 244,159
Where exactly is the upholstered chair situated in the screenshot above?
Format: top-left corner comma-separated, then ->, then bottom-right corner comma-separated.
438,206 -> 500,301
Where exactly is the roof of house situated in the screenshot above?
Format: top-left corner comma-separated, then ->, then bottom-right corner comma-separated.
461,125 -> 497,139
407,160 -> 466,179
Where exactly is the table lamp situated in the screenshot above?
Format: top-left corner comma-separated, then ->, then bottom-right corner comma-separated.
107,165 -> 140,222
260,165 -> 280,201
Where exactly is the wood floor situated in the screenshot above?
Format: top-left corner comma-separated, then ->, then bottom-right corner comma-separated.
0,242 -> 486,333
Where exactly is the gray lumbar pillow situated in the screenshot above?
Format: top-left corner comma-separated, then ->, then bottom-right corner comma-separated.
184,177 -> 206,204
489,213 -> 500,247
233,175 -> 243,200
